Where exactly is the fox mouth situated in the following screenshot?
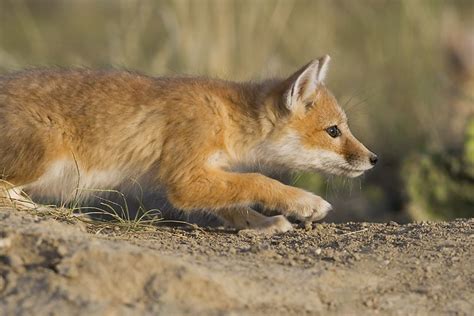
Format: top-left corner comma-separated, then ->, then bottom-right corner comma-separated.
309,164 -> 368,178
344,169 -> 365,178
336,164 -> 373,178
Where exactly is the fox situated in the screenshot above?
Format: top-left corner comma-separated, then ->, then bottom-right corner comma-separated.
0,55 -> 377,233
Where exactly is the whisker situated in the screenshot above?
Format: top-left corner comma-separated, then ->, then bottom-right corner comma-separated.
345,89 -> 383,113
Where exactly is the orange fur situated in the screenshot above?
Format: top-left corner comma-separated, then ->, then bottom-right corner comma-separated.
0,56 -> 376,232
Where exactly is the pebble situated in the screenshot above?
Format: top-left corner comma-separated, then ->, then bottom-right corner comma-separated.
5,254 -> 23,267
364,299 -> 375,308
3,254 -> 25,273
0,237 -> 12,249
248,245 -> 261,253
57,264 -> 79,278
57,245 -> 68,257
0,275 -> 5,292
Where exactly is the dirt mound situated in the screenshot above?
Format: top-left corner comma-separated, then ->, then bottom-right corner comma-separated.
0,209 -> 472,315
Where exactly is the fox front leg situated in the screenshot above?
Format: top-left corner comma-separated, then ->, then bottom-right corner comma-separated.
165,168 -> 332,224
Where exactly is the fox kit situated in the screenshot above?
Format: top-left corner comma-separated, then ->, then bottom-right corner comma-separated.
0,55 -> 377,233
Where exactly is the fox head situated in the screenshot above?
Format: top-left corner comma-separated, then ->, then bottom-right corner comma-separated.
261,55 -> 377,177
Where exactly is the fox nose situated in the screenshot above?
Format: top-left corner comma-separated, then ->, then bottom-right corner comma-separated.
369,154 -> 378,166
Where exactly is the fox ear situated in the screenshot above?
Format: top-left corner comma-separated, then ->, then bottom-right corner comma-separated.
284,55 -> 331,111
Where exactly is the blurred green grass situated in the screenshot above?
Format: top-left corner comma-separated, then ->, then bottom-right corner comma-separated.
1,0 -> 473,221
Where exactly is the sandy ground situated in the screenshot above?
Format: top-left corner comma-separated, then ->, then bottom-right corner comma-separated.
0,208 -> 472,316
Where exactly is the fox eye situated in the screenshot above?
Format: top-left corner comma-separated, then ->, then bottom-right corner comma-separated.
326,125 -> 341,138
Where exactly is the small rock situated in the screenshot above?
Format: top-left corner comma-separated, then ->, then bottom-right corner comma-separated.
3,254 -> 25,273
190,230 -> 200,237
248,245 -> 262,253
364,299 -> 375,308
56,245 -> 68,256
0,275 -> 5,292
315,248 -> 322,255
272,252 -> 283,260
260,249 -> 279,259
5,254 -> 23,268
0,237 -> 12,249
57,264 -> 79,278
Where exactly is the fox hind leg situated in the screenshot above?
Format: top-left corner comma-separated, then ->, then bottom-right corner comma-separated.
218,207 -> 293,234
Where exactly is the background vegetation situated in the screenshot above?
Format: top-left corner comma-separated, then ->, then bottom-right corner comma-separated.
0,0 -> 472,222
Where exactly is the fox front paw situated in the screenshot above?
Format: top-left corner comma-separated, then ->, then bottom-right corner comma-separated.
288,191 -> 332,222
